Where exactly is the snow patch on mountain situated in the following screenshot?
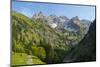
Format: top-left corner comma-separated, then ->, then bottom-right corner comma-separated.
49,23 -> 57,28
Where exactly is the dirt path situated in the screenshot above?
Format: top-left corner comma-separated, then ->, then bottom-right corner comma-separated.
27,55 -> 34,64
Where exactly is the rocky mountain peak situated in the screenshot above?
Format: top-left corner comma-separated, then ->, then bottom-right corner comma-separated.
71,16 -> 79,21
32,11 -> 45,20
38,11 -> 43,16
59,16 -> 69,20
72,16 -> 79,20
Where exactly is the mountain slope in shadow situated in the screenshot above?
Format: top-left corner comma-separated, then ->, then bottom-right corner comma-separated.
63,19 -> 96,62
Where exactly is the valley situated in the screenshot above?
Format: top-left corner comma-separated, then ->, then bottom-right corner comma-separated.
12,11 -> 96,66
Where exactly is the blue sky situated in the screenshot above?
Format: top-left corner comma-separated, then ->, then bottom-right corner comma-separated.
12,1 -> 95,21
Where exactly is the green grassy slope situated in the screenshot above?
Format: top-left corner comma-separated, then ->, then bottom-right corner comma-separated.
12,11 -> 70,65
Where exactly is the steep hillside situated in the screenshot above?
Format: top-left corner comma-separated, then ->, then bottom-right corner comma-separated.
12,11 -> 70,65
12,11 -> 95,66
63,19 -> 96,62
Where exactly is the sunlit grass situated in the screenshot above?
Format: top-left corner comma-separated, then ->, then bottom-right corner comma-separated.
32,56 -> 45,64
12,53 -> 28,65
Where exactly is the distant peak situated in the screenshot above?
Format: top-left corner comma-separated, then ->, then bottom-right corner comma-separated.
49,14 -> 57,17
39,11 -> 42,13
38,11 -> 43,15
32,11 -> 45,19
71,16 -> 80,21
59,16 -> 69,20
75,16 -> 78,18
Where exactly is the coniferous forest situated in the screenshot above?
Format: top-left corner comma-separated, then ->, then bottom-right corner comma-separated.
11,1 -> 96,66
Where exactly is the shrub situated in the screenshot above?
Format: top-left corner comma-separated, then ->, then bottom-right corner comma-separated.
31,45 -> 46,61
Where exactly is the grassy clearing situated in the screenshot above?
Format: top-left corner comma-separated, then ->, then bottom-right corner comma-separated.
12,53 -> 28,65
12,52 -> 45,66
32,56 -> 45,64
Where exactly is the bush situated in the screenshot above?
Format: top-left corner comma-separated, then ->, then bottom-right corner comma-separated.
31,45 -> 46,61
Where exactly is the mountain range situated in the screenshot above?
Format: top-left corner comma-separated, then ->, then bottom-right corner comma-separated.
12,11 -> 95,66
32,11 -> 91,33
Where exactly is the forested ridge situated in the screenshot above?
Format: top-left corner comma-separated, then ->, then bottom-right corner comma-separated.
12,11 -> 96,66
